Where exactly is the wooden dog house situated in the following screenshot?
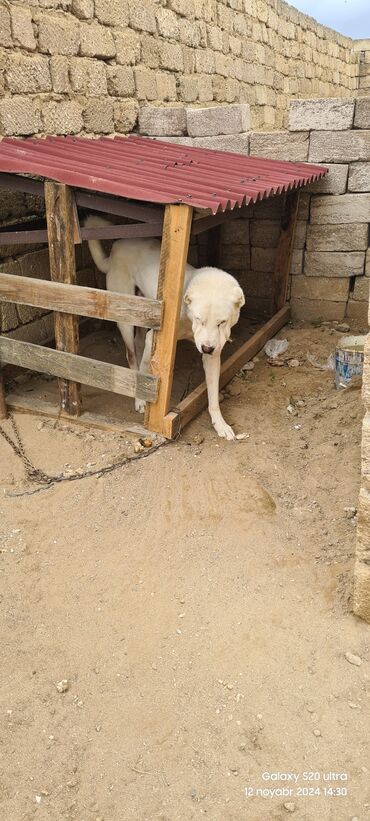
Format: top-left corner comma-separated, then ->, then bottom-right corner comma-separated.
0,135 -> 327,438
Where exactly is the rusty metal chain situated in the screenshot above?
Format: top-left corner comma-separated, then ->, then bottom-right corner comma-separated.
0,414 -> 53,484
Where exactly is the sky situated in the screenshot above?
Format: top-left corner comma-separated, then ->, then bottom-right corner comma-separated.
290,0 -> 370,39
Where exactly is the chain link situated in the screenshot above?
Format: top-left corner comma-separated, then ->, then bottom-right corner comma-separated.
0,414 -> 53,484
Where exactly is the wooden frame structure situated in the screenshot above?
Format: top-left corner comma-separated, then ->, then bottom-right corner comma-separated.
0,171 -> 299,438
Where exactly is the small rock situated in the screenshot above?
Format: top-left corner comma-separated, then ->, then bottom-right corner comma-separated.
344,507 -> 357,520
336,323 -> 350,333
287,404 -> 294,414
348,702 -> 360,709
228,382 -> 241,397
193,434 -> 205,446
287,359 -> 299,368
235,433 -> 250,441
345,652 -> 362,667
283,802 -> 296,813
241,362 -> 255,372
140,437 -> 153,448
134,442 -> 144,454
313,728 -> 321,737
56,679 -> 69,693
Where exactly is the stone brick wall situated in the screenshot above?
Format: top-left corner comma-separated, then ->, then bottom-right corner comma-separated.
0,0 -> 360,140
140,98 -> 370,323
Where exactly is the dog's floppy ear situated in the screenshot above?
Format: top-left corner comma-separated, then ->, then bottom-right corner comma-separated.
184,289 -> 192,305
233,285 -> 245,308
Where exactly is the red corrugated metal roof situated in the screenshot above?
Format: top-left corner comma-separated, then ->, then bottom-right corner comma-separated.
0,134 -> 327,214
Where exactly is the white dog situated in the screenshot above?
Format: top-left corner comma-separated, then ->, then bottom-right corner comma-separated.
85,215 -> 245,439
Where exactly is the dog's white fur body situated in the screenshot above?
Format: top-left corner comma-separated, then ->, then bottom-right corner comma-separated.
86,215 -> 244,439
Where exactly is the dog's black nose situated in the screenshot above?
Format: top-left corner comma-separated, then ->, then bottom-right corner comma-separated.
201,344 -> 215,354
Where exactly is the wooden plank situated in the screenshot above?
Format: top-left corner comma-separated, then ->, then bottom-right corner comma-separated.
0,337 -> 158,402
0,272 -> 162,329
45,181 -> 81,416
75,191 -> 164,223
81,222 -> 163,240
0,172 -> 43,196
145,204 -> 193,435
5,393 -> 156,436
192,205 -> 252,236
273,190 -> 300,313
0,221 -> 164,246
161,305 -> 290,438
0,369 -> 7,419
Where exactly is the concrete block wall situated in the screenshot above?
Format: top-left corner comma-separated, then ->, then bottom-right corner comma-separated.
0,0 -> 360,142
139,98 -> 370,323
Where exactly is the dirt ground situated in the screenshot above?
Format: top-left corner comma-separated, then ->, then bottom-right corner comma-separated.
1,321 -> 370,821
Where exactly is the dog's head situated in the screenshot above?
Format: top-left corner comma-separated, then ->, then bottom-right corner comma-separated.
184,268 -> 245,356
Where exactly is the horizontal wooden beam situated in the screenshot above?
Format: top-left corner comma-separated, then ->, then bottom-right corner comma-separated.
0,221 -> 164,245
0,337 -> 158,402
191,205 -> 252,236
161,305 -> 290,438
0,173 -> 165,223
0,272 -> 162,329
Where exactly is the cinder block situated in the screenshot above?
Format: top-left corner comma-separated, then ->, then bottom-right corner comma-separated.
155,136 -> 194,146
178,75 -> 199,103
159,42 -> 184,72
291,249 -> 303,275
6,54 -> 52,94
251,247 -> 275,273
42,100 -> 83,135
306,223 -> 369,252
352,277 -> 369,301
156,73 -> 177,102
290,298 -> 346,322
289,98 -> 355,131
311,194 -> 370,224
304,251 -> 365,278
249,131 -> 309,162
106,66 -> 135,98
156,8 -> 179,39
128,0 -> 156,33
291,276 -> 349,302
8,314 -> 55,344
38,12 -> 80,56
50,56 -> 70,94
113,99 -> 139,133
0,2 -> 12,48
169,0 -> 196,19
139,106 -> 187,137
307,163 -> 348,195
71,0 -> 94,20
80,22 -> 116,58
187,104 -> 250,137
191,133 -> 250,153
95,0 -> 128,26
348,163 -> 370,192
10,4 -> 36,51
134,69 -> 157,101
19,249 -> 50,280
294,220 -> 307,250
0,96 -> 41,136
70,57 -> 107,96
221,218 -> 250,245
354,98 -> 370,129
114,30 -> 141,65
346,299 -> 369,324
309,130 -> 370,162
219,244 -> 250,269
251,219 -> 280,247
83,99 -> 113,133
253,197 -> 283,220
0,301 -> 19,333
366,249 -> 370,276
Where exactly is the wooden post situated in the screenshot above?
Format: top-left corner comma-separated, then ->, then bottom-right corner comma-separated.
0,369 -> 7,419
45,182 -> 81,416
145,204 -> 193,435
273,190 -> 300,313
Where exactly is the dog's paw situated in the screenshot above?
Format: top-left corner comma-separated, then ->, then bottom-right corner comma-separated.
213,418 -> 235,440
135,399 -> 146,414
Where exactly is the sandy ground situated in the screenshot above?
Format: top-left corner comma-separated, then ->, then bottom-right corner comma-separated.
1,322 -> 370,821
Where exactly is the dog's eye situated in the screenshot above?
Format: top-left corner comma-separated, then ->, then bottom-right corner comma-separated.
218,320 -> 227,327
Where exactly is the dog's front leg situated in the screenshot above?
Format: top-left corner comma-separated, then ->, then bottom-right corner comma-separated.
202,353 -> 235,440
135,329 -> 153,413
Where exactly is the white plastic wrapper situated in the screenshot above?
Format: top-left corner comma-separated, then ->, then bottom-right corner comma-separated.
306,352 -> 335,371
263,338 -> 289,359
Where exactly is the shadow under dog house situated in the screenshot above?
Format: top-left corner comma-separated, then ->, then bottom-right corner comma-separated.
0,135 -> 326,438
